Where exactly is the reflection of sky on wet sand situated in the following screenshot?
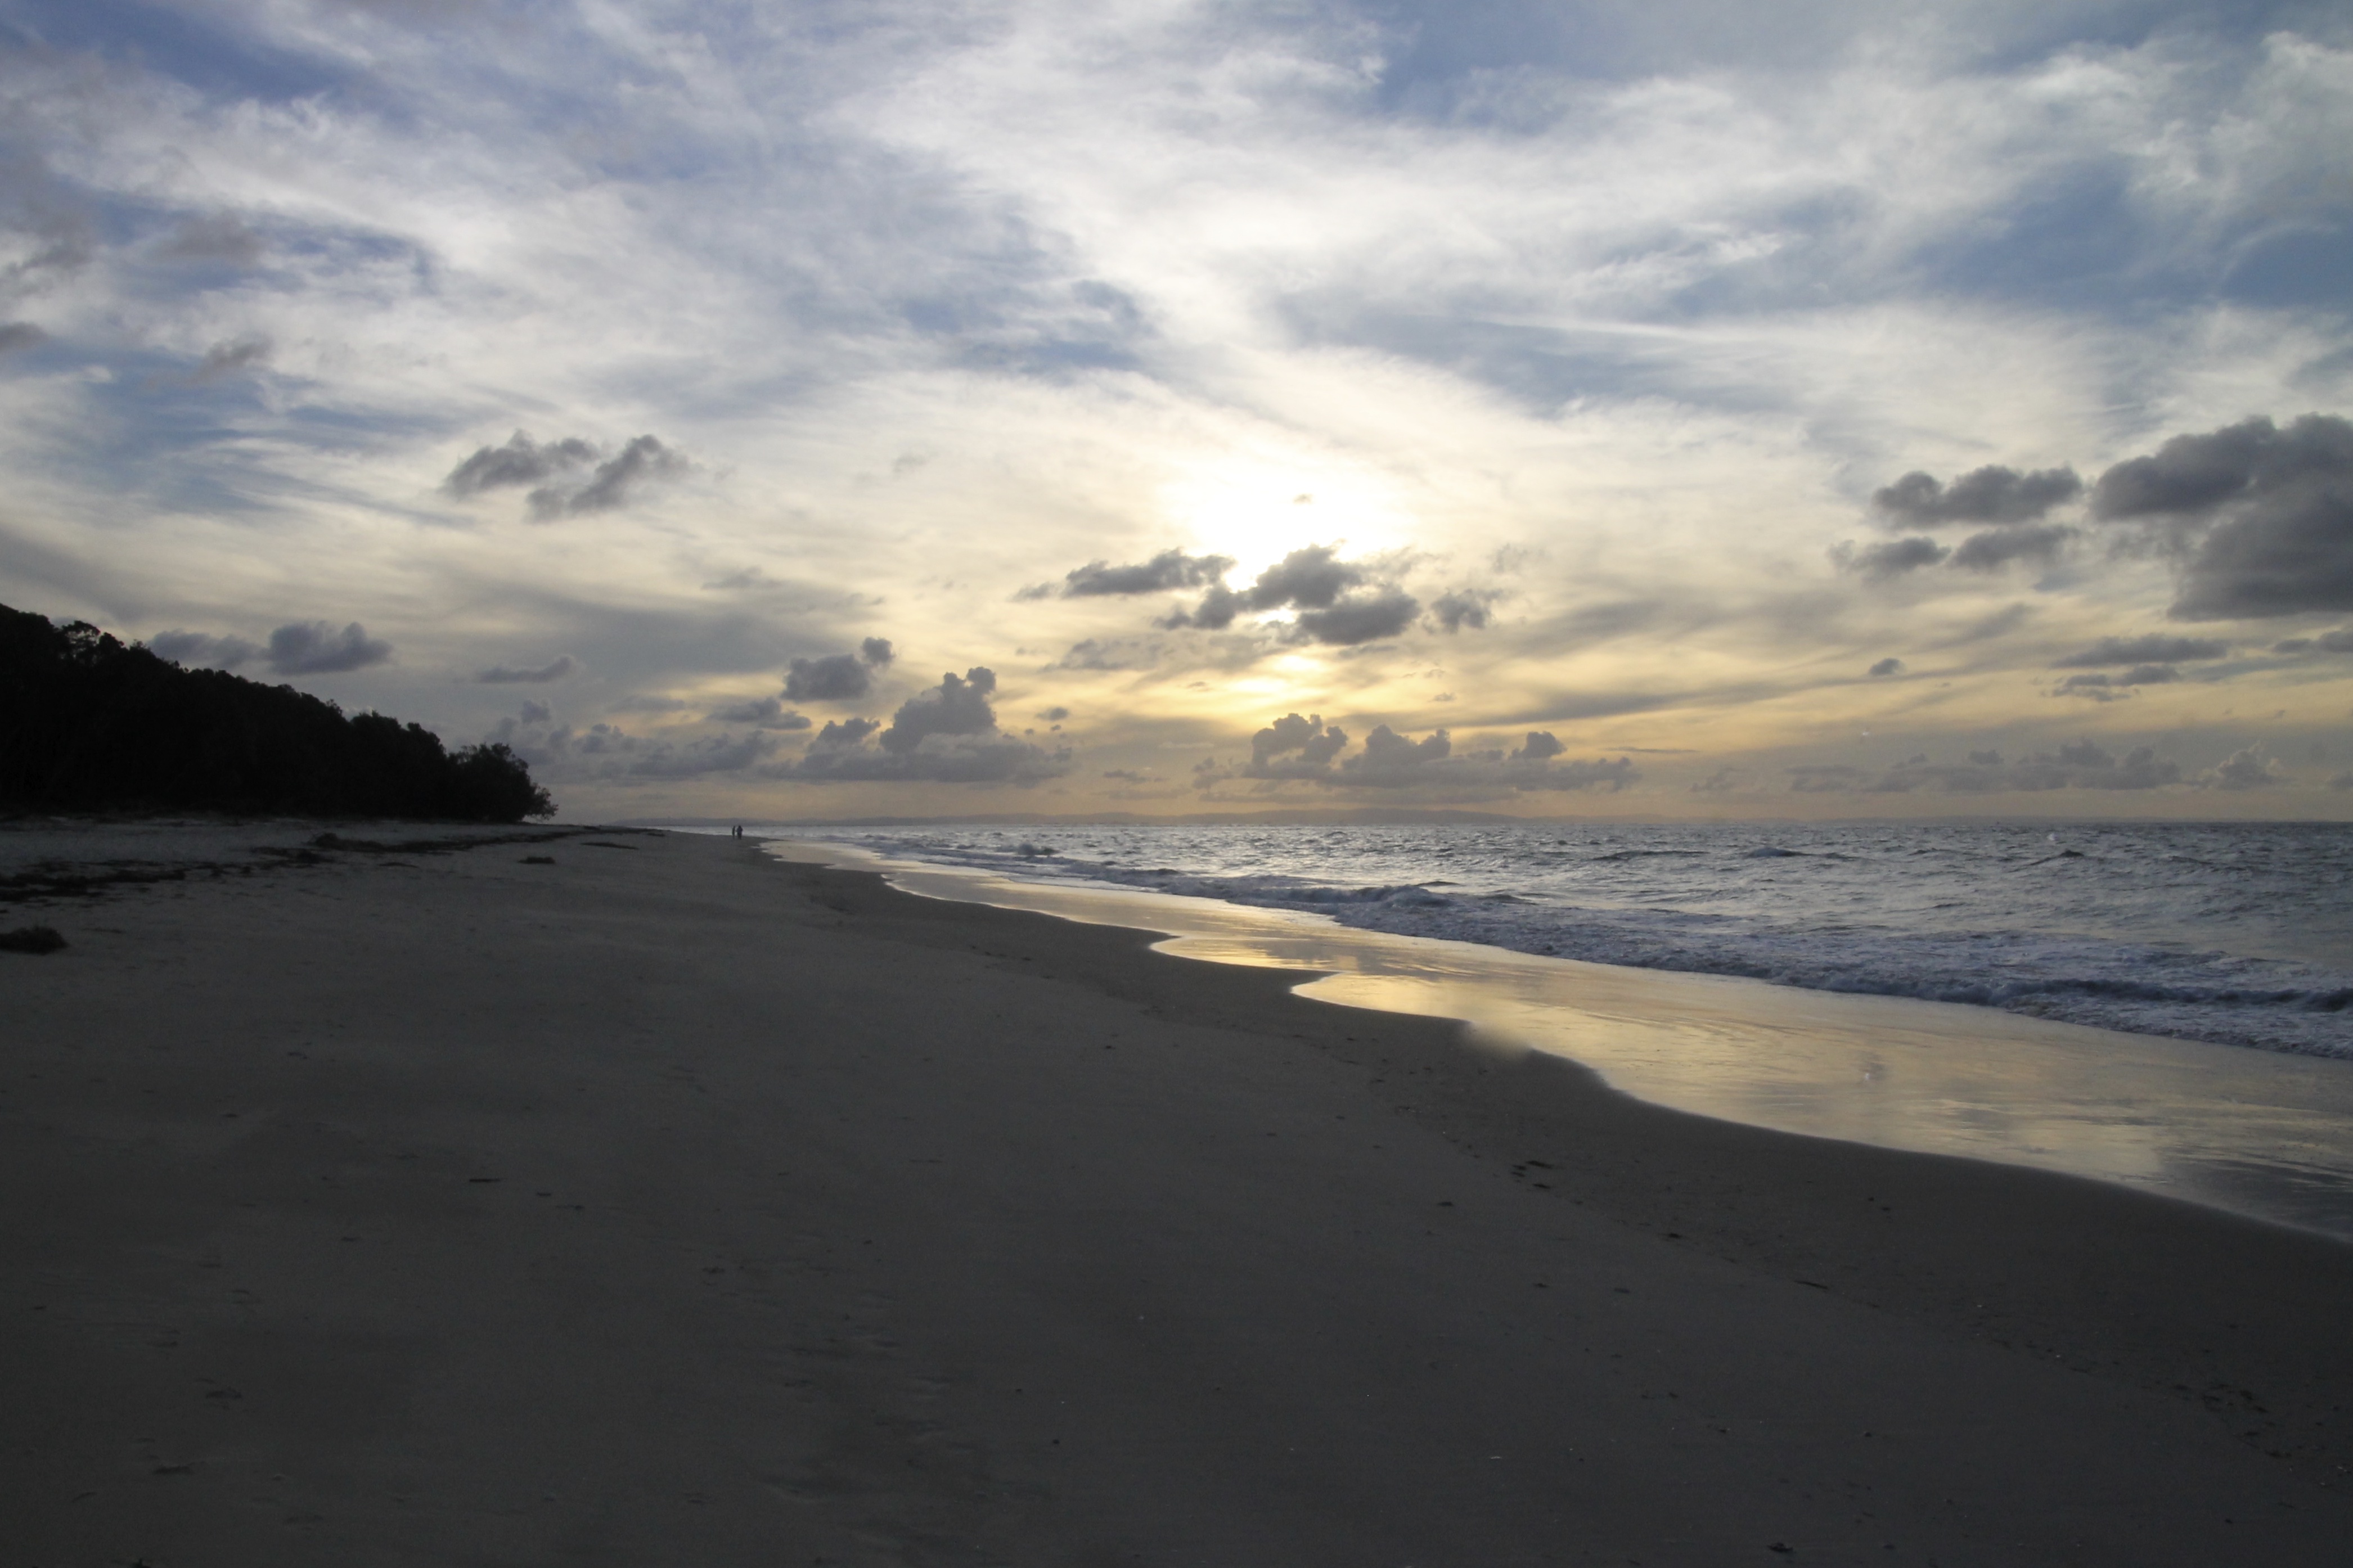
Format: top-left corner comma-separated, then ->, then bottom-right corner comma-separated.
776,840 -> 2353,1241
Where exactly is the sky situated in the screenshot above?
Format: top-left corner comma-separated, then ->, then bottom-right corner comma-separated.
2,0 -> 2350,821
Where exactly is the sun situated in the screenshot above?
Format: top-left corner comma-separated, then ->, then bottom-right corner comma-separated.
1157,459 -> 1418,583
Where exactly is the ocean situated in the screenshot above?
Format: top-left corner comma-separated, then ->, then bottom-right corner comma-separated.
793,819 -> 2353,1061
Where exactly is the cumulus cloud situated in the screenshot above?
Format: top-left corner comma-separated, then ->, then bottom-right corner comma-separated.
1868,656 -> 1904,677
784,637 -> 894,702
1429,589 -> 1500,632
476,654 -> 579,683
530,435 -> 689,520
266,620 -> 392,674
1158,545 -> 1424,642
773,668 -> 1071,784
2052,635 -> 2230,667
550,723 -> 785,780
1292,590 -> 1421,646
1224,714 -> 1633,794
2201,744 -> 2285,791
1795,740 -> 2180,792
705,695 -> 812,729
1051,637 -> 1162,671
1022,548 -> 1234,600
1246,711 -> 1351,778
444,431 -> 600,496
0,321 -> 46,355
2090,414 -> 2353,618
1872,465 -> 2082,527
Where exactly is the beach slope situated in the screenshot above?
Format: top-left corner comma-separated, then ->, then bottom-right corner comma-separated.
5,828 -> 2351,1565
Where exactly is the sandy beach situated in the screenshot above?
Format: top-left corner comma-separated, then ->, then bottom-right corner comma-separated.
6,826 -> 2353,1565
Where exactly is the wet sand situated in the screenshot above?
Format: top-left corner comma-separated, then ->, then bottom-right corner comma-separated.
5,826 -> 2352,1564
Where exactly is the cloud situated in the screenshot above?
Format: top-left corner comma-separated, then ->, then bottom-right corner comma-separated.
1227,714 -> 1634,794
2052,635 -> 2230,667
1872,465 -> 2083,527
0,322 -> 46,355
860,637 -> 894,667
785,647 -> 881,701
774,668 -> 1070,784
1868,656 -> 1903,677
157,213 -> 264,267
1292,590 -> 1421,646
1429,589 -> 1500,632
476,655 -> 579,683
1037,705 -> 1070,722
444,432 -> 600,496
1798,741 -> 2181,792
1051,637 -> 1162,672
2090,415 -> 2353,619
609,693 -> 689,713
2273,628 -> 2353,654
2051,665 -> 2179,700
1158,545 -> 1423,641
1023,549 -> 1234,600
1246,711 -> 1351,778
1834,537 -> 1950,579
2201,744 -> 2285,791
266,620 -> 392,674
530,435 -> 689,520
149,629 -> 258,669
552,723 -> 785,780
705,695 -> 811,729
193,334 -> 271,381
1949,524 -> 2074,572
518,699 -> 551,724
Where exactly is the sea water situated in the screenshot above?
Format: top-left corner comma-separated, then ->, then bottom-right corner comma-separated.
759,821 -> 2353,1237
799,820 -> 2353,1059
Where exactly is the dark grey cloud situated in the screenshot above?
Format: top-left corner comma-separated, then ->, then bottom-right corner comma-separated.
1340,723 -> 1452,785
785,636 -> 894,702
1247,711 -> 1352,778
149,629 -> 258,669
1872,465 -> 2083,527
531,435 -> 689,520
444,431 -> 600,496
1292,589 -> 1421,646
1950,524 -> 2074,572
2054,665 -> 2180,699
705,695 -> 811,729
193,334 -> 271,381
1429,588 -> 1499,632
1511,731 -> 1564,762
1037,705 -> 1070,722
2272,628 -> 2353,655
1834,537 -> 1949,579
609,693 -> 689,713
773,668 -> 1070,784
1022,548 -> 1234,600
267,620 -> 392,674
0,321 -> 46,355
2052,635 -> 2228,668
1797,740 -> 2180,793
1868,657 -> 1903,677
477,654 -> 579,683
1243,544 -> 1362,610
2090,414 -> 2353,619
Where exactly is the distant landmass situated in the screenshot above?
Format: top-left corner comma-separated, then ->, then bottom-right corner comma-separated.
1,602 -> 554,822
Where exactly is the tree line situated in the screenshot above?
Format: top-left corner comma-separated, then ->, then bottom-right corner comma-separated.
1,602 -> 555,822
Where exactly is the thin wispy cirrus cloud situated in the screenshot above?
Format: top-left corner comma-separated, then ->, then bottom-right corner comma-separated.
0,0 -> 2348,818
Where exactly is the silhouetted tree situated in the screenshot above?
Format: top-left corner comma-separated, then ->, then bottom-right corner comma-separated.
0,602 -> 556,821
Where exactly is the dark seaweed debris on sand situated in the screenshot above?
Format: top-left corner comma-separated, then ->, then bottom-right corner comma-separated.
0,923 -> 66,953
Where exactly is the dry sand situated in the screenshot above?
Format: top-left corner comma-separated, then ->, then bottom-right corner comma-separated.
5,824 -> 2352,1565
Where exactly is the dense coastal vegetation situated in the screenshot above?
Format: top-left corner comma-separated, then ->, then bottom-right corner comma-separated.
0,603 -> 553,822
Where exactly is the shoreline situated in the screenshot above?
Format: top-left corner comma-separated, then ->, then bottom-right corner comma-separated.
7,827 -> 2353,1562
